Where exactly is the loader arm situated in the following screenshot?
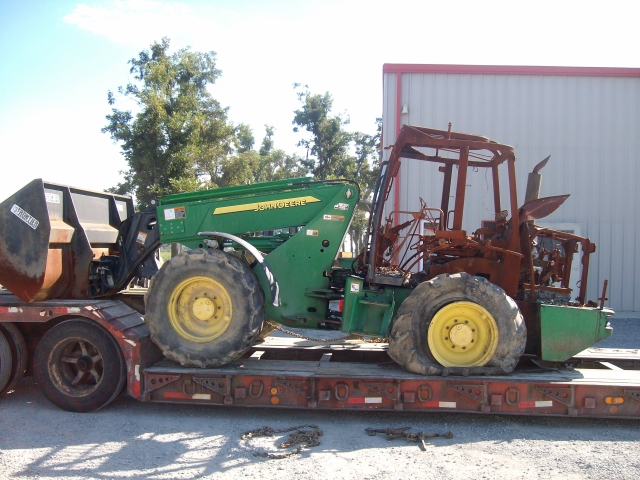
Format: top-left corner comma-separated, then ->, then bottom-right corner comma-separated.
156,177 -> 360,328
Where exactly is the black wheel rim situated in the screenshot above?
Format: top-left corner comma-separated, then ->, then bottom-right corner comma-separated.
51,338 -> 104,396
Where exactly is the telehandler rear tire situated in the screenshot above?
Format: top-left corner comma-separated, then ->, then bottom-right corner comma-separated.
388,273 -> 526,375
145,249 -> 265,368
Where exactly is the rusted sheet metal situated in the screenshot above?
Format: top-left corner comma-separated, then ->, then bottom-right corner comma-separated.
0,179 -> 52,302
518,195 -> 569,224
0,180 -> 134,303
363,124 -> 597,308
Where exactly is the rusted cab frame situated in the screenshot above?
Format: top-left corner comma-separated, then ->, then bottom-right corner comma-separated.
364,125 -> 593,304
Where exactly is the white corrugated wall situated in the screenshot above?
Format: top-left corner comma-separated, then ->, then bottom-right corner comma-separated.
382,68 -> 640,312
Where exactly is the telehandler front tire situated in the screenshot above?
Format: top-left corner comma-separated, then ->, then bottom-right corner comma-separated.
388,273 -> 526,375
145,249 -> 265,368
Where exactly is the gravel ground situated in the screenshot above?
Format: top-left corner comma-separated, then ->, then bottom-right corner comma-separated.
0,317 -> 638,480
592,317 -> 640,349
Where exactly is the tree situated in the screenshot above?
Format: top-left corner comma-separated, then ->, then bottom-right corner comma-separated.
103,38 -> 236,207
259,125 -> 275,156
292,85 -> 381,252
348,119 -> 382,253
257,125 -> 307,181
292,85 -> 355,180
216,125 -> 307,187
235,123 -> 255,154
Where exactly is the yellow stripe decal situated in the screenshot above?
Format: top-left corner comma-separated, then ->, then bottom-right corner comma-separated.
213,196 -> 321,215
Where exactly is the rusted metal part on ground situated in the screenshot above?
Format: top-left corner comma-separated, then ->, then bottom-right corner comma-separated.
365,427 -> 453,450
362,124 -> 596,306
241,424 -> 322,459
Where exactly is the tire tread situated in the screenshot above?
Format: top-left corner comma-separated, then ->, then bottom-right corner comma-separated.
389,273 -> 526,376
146,249 -> 264,368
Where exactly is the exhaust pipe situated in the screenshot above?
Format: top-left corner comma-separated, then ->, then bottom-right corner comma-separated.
524,155 -> 550,204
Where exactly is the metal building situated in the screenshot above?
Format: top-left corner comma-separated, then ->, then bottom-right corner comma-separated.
382,64 -> 640,313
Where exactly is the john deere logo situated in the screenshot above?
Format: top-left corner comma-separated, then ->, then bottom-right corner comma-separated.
213,196 -> 321,215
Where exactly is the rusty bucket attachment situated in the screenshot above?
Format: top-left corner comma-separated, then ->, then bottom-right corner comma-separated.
0,179 -> 134,302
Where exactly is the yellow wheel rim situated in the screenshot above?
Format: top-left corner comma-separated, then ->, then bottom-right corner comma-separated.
168,276 -> 232,343
427,301 -> 498,367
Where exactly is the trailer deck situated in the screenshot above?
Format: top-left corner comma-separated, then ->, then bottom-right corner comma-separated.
1,293 -> 639,419
140,336 -> 640,419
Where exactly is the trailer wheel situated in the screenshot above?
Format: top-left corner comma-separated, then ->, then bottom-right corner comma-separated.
0,330 -> 12,394
388,273 -> 526,375
34,319 -> 126,412
0,323 -> 28,396
145,249 -> 265,367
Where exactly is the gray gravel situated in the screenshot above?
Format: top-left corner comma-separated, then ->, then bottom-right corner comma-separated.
593,317 -> 640,349
0,316 -> 638,479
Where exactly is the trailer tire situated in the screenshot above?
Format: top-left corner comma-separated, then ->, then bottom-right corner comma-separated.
145,249 -> 265,368
0,330 -> 12,394
0,323 -> 28,396
388,273 -> 526,376
34,319 -> 126,412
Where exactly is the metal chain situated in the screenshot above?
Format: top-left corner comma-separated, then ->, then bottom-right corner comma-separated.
265,320 -> 388,344
365,427 -> 454,450
241,424 -> 323,459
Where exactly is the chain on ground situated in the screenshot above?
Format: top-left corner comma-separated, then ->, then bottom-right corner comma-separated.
241,424 -> 323,459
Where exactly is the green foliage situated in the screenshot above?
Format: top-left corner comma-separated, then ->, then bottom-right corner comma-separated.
259,125 -> 275,156
103,40 -> 380,256
292,85 -> 381,252
235,123 -> 255,153
293,85 -> 355,181
216,125 -> 307,187
103,38 -> 235,207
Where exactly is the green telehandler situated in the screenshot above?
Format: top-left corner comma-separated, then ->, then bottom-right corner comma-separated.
0,125 -> 612,377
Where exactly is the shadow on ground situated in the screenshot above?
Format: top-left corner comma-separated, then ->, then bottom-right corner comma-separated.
0,374 -> 638,479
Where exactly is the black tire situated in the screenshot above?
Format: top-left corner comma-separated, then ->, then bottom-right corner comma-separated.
0,330 -> 12,394
34,319 -> 126,412
145,248 -> 265,368
0,323 -> 28,395
388,273 -> 526,376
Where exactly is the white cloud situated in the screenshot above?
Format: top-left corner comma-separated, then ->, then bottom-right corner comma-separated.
64,1 -> 211,47
60,0 -> 640,156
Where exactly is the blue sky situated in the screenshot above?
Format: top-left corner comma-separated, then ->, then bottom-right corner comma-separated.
0,0 -> 638,201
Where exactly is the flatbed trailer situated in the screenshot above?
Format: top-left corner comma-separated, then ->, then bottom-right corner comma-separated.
1,293 -> 639,419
